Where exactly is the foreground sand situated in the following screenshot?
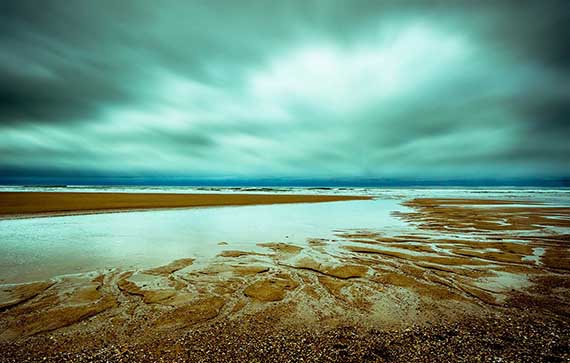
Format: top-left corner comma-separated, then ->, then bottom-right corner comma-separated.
1,197 -> 569,362
0,192 -> 370,218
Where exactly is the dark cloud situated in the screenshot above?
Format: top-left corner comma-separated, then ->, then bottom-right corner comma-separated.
0,0 -> 568,180
489,0 -> 570,73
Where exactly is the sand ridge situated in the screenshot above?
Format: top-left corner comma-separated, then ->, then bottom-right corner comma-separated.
0,192 -> 371,219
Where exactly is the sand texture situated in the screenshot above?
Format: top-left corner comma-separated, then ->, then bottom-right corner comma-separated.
0,198 -> 569,362
0,192 -> 370,218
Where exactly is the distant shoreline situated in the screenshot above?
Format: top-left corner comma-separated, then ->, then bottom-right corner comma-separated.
0,192 -> 371,219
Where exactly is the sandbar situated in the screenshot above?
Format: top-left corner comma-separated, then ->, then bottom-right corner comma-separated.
0,192 -> 371,218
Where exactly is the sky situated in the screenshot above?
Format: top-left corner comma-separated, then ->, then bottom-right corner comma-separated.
0,0 -> 569,185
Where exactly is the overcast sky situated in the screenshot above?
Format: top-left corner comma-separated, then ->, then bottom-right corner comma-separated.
1,0 -> 569,182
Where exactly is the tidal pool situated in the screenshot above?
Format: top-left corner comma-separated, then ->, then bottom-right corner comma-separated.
0,198 -> 407,283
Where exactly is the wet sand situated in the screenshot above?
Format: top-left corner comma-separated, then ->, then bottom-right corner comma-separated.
0,192 -> 371,218
0,197 -> 569,362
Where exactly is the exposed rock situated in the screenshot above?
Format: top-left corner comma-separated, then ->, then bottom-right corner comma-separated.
117,272 -> 143,297
1,278 -> 117,339
0,281 -> 55,310
454,278 -> 501,305
257,242 -> 303,254
218,250 -> 265,258
451,249 -> 529,265
541,246 -> 570,271
244,274 -> 299,301
156,296 -> 226,328
372,272 -> 467,301
117,271 -> 191,305
66,283 -> 104,305
8,295 -> 117,338
318,275 -> 350,301
143,258 -> 194,275
344,245 -> 488,266
289,257 -> 369,279
232,265 -> 270,276
141,290 -> 177,304
325,264 -> 369,279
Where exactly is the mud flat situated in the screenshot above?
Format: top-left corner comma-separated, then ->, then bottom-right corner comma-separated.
0,198 -> 569,362
0,192 -> 370,218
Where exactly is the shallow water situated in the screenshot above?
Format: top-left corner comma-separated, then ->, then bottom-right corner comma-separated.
0,198 -> 408,283
1,187 -> 569,283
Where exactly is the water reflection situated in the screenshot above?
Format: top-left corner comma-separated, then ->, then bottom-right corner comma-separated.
0,199 -> 406,282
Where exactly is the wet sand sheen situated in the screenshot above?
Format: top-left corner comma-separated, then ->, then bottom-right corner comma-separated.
1,196 -> 569,361
0,192 -> 371,218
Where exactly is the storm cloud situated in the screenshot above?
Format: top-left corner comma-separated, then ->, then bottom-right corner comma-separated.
0,0 -> 569,182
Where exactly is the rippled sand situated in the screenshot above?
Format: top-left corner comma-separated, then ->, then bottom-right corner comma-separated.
1,196 -> 569,362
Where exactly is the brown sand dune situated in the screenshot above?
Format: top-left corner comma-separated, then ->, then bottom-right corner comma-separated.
0,192 -> 371,218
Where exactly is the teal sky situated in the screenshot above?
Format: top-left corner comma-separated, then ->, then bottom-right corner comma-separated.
0,1 -> 569,183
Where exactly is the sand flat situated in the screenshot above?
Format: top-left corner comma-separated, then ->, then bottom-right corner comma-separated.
1,194 -> 569,361
0,192 -> 370,218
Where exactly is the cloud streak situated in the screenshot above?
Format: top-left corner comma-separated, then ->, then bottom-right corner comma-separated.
0,0 -> 568,181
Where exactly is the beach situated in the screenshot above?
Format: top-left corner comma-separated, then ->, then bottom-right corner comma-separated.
0,189 -> 569,362
0,192 -> 370,218
3,0 -> 568,360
